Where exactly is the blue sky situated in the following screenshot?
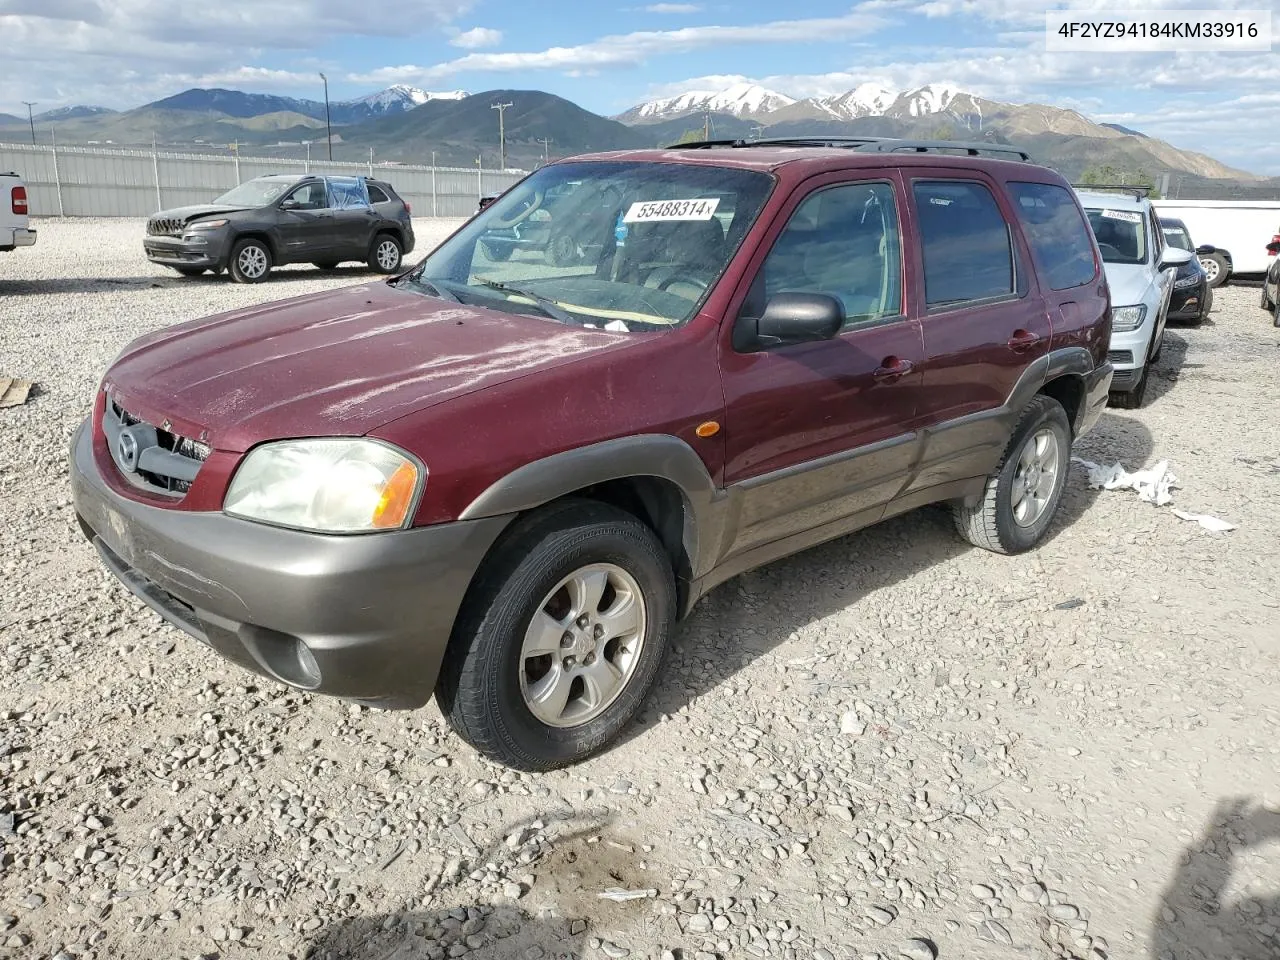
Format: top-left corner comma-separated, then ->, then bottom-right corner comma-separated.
3,0 -> 1279,173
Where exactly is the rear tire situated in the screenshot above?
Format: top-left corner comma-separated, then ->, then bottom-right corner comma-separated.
1274,301 -> 1280,328
228,238 -> 272,284
953,394 -> 1072,555
1109,363 -> 1149,409
436,499 -> 675,771
1262,283 -> 1275,313
1200,252 -> 1230,288
368,233 -> 402,274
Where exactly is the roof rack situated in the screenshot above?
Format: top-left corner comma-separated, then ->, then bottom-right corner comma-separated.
665,135 -> 1032,161
1070,183 -> 1151,199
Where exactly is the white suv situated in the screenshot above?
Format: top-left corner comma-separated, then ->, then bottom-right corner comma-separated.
1,171 -> 37,254
1074,187 -> 1191,408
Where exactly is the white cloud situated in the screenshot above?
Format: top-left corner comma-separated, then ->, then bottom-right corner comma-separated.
449,26 -> 502,49
645,3 -> 703,12
350,7 -> 890,84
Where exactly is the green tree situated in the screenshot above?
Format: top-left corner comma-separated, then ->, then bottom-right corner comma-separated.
929,123 -> 957,141
675,128 -> 705,144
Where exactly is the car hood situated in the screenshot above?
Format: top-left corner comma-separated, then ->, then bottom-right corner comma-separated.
103,282 -> 638,452
152,203 -> 252,224
1100,262 -> 1156,309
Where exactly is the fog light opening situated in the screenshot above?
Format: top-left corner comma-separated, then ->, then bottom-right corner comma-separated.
240,625 -> 322,690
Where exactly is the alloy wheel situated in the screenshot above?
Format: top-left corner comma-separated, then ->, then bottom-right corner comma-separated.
1011,427 -> 1061,527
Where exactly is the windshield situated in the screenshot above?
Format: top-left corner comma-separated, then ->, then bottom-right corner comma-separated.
214,178 -> 294,207
407,160 -> 774,331
1085,207 -> 1148,265
1162,224 -> 1194,251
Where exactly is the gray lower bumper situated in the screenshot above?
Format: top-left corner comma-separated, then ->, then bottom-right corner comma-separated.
69,419 -> 511,708
143,234 -> 229,270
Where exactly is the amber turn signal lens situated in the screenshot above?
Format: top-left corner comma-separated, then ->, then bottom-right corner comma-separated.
371,461 -> 419,528
695,421 -> 721,438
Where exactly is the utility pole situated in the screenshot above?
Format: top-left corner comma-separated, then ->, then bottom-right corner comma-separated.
320,72 -> 333,160
491,101 -> 513,170
536,137 -> 552,165
703,110 -> 710,141
22,102 -> 36,145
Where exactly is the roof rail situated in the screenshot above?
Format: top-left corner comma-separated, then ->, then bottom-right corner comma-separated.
664,135 -> 1032,161
1071,183 -> 1151,199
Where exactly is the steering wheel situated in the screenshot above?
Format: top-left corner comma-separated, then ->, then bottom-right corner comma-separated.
1096,243 -> 1123,260
491,189 -> 544,228
657,274 -> 709,294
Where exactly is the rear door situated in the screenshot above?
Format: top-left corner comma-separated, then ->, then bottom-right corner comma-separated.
276,180 -> 336,262
900,173 -> 1050,493
718,171 -> 927,557
329,181 -> 383,259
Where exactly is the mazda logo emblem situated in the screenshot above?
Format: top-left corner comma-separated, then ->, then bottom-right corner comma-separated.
116,428 -> 140,472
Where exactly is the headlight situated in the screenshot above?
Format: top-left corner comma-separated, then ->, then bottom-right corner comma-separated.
187,219 -> 228,230
224,439 -> 423,533
1111,305 -> 1147,332
1173,274 -> 1200,289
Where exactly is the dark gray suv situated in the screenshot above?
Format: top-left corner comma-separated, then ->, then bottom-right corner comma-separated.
143,174 -> 415,283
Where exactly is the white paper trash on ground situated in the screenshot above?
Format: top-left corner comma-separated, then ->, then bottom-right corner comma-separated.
1072,457 -> 1178,506
1171,510 -> 1237,533
1072,457 -> 1236,532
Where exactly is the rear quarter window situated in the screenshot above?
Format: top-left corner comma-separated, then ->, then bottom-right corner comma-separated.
367,185 -> 391,204
1007,182 -> 1097,290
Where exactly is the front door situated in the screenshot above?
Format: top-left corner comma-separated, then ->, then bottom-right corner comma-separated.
901,174 -> 1051,492
719,174 -> 927,558
276,180 -> 336,262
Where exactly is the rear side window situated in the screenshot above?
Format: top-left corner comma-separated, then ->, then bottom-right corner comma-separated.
367,184 -> 391,204
913,181 -> 1016,307
1007,182 -> 1097,290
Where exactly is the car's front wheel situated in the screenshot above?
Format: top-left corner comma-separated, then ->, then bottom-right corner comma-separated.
228,238 -> 272,284
954,394 -> 1072,555
369,234 -> 403,274
437,499 -> 675,771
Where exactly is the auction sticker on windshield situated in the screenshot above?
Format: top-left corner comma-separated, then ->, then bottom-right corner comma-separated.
624,198 -> 720,222
1101,209 -> 1142,222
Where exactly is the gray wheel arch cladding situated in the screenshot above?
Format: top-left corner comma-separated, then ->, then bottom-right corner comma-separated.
458,433 -> 722,585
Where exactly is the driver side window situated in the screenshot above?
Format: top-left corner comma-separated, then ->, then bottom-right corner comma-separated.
746,181 -> 902,331
286,182 -> 328,210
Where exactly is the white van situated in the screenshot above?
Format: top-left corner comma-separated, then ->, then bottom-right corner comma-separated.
1151,199 -> 1280,285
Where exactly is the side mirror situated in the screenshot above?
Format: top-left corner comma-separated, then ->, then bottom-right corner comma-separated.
752,293 -> 844,349
1195,244 -> 1215,256
1158,246 -> 1194,271
280,198 -> 301,210
1267,240 -> 1280,255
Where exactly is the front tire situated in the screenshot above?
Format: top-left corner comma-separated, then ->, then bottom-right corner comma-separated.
954,394 -> 1072,555
369,234 -> 403,274
437,500 -> 675,771
228,238 -> 272,284
1109,363 -> 1149,409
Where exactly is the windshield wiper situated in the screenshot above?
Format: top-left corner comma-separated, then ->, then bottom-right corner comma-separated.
396,273 -> 460,302
469,276 -> 579,325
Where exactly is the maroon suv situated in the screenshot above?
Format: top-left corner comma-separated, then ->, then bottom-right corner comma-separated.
71,137 -> 1113,770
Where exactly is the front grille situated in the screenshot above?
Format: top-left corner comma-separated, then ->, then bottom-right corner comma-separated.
1107,350 -> 1134,365
103,395 -> 210,496
146,217 -> 183,236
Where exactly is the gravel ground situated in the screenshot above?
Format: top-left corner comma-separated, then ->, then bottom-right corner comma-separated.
2,218 -> 1279,960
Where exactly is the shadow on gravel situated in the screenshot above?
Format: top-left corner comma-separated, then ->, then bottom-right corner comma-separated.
304,812 -> 619,960
629,409 -> 1152,732
0,266 -> 387,296
1151,797 -> 1280,960
1146,329 -> 1191,407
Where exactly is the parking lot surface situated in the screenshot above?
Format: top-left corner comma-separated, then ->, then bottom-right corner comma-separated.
2,219 -> 1279,960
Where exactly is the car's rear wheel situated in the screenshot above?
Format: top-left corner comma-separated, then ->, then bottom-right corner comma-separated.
1200,252 -> 1229,288
1109,363 -> 1149,409
436,499 -> 675,771
369,234 -> 402,273
1274,300 -> 1280,328
481,240 -> 513,262
1262,282 -> 1275,313
546,233 -> 579,267
954,394 -> 1071,555
173,266 -> 205,277
228,238 -> 272,284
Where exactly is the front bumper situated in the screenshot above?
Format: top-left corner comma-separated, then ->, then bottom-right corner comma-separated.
69,419 -> 511,708
143,233 -> 231,270
1078,361 -> 1113,437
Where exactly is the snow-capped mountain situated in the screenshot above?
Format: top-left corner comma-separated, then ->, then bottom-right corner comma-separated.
815,83 -> 898,120
33,105 -> 115,122
341,85 -> 468,116
617,83 -> 796,123
896,83 -> 964,118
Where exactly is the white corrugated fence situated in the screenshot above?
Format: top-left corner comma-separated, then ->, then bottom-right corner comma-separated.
0,142 -> 526,218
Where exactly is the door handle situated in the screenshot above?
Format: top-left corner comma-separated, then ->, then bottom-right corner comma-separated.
1007,329 -> 1041,352
872,356 -> 915,381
